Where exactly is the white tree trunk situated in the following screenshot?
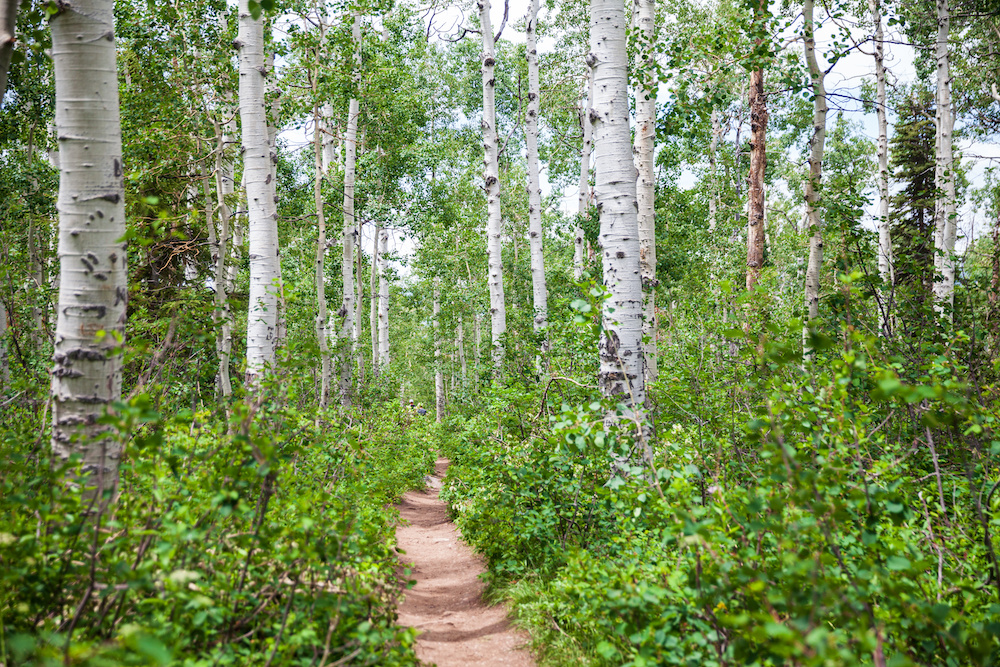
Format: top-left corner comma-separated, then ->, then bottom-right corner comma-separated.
49,0 -> 127,498
378,226 -> 390,369
321,102 -> 338,176
0,300 -> 8,388
708,107 -> 720,233
933,0 -> 957,312
370,223 -> 379,376
633,0 -> 657,384
338,11 -> 362,406
480,0 -> 507,369
590,0 -> 646,417
434,280 -> 444,422
314,103 -> 332,408
803,0 -> 827,334
871,0 -> 893,327
457,315 -> 467,387
212,115 -> 236,398
0,0 -> 18,104
238,0 -> 281,385
525,0 -> 548,364
575,65 -> 595,280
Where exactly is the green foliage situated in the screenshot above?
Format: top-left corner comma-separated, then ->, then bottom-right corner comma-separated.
0,394 -> 432,666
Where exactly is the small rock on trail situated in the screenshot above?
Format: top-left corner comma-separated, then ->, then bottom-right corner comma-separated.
396,458 -> 535,667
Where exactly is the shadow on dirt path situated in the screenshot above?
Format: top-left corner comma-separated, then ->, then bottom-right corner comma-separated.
396,457 -> 535,667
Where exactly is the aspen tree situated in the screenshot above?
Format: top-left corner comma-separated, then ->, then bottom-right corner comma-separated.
871,0 -> 893,332
434,280 -> 444,422
378,226 -> 390,368
746,0 -> 767,291
480,0 -> 507,369
314,101 -> 332,407
932,0 -> 957,312
575,66 -> 594,280
370,223 -> 380,376
0,0 -> 17,102
525,0 -> 548,362
338,10 -> 362,406
708,107 -> 720,233
49,0 -> 127,497
0,302 -> 8,387
802,0 -> 828,338
238,0 -> 281,384
633,0 -> 657,383
590,0 -> 647,416
212,113 -> 236,398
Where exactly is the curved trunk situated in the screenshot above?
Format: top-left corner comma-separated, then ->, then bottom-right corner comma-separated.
803,0 -> 828,335
633,0 -> 656,383
238,0 -> 281,385
575,66 -> 595,280
932,0 -> 957,313
480,0 -> 507,369
590,0 -> 646,417
525,0 -> 548,362
49,0 -> 127,499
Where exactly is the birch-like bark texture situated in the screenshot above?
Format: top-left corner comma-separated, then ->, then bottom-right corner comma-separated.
433,280 -> 444,422
49,0 -> 127,496
480,0 -> 507,369
746,64 -> 767,291
633,0 -> 657,384
871,0 -> 893,328
0,300 -> 8,387
525,0 -> 548,360
932,0 -> 957,312
0,0 -> 18,103
708,107 -> 720,233
314,103 -> 332,408
212,115 -> 235,398
575,66 -> 595,280
378,227 -> 390,369
355,233 -> 365,384
370,223 -> 379,376
457,315 -> 467,386
590,0 -> 646,414
321,102 -> 338,176
802,0 -> 827,328
338,11 -> 361,406
238,0 -> 281,385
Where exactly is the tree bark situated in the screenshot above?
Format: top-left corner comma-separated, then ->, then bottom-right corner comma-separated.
370,222 -> 379,377
49,0 -> 127,500
633,0 -> 657,384
525,0 -> 548,366
480,0 -> 507,370
802,0 -> 827,334
356,229 -> 365,384
932,0 -> 957,313
378,226 -> 390,369
0,300 -> 8,388
871,0 -> 893,334
590,0 -> 646,418
212,115 -> 235,398
434,280 -> 444,422
238,0 -> 281,385
314,102 -> 332,408
338,11 -> 362,406
746,0 -> 767,292
575,65 -> 595,280
709,107 -> 720,233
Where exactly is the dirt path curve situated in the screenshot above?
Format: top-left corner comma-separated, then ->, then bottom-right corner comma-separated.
396,457 -> 535,667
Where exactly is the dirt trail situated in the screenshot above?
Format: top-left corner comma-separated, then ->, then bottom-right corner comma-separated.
396,458 -> 535,667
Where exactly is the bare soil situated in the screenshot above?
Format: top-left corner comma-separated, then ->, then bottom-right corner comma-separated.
395,458 -> 535,667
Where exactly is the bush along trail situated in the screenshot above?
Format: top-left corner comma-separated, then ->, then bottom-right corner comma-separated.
0,391 -> 433,666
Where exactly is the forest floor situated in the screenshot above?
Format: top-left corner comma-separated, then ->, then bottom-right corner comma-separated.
395,457 -> 535,667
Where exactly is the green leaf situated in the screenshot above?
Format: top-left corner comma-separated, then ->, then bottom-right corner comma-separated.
886,556 -> 910,571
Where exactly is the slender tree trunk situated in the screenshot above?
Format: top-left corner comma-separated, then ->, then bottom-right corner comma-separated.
802,0 -> 827,338
370,222 -> 379,377
213,112 -> 237,398
0,300 -> 8,388
746,73 -> 766,290
457,315 -> 467,387
633,0 -> 657,384
264,51 -> 287,350
990,212 -> 1000,351
314,102 -> 332,408
709,107 -> 720,233
0,0 -> 18,103
480,0 -> 507,370
238,0 -> 281,385
525,0 -> 549,367
871,0 -> 893,334
434,280 -> 444,422
575,65 -> 595,280
49,0 -> 127,499
590,0 -> 647,418
378,226 -> 390,369
356,231 -> 365,384
474,311 -> 482,383
933,0 -> 957,312
338,11 -> 361,406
